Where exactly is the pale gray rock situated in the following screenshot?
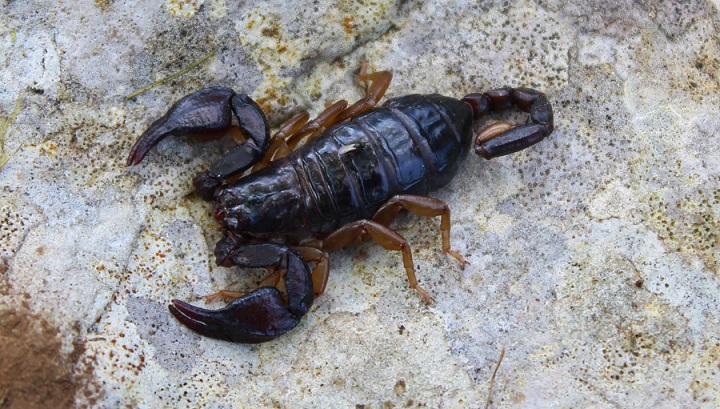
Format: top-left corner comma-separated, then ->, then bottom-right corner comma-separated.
0,0 -> 718,407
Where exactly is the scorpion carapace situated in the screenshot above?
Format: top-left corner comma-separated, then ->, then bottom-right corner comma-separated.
127,65 -> 554,343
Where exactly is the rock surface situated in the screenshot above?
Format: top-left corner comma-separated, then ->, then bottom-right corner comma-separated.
1,0 -> 719,407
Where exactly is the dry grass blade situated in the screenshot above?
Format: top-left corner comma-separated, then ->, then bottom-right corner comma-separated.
125,48 -> 218,100
485,345 -> 506,409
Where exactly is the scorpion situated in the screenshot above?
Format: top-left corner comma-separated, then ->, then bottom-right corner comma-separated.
127,64 -> 553,343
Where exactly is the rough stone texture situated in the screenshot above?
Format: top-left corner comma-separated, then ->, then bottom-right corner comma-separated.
1,0 -> 719,407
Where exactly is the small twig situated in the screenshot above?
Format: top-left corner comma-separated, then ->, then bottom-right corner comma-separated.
125,47 -> 218,100
485,345 -> 506,409
0,145 -> 22,171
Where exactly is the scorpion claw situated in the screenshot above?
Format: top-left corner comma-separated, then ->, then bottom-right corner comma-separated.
169,299 -> 223,338
190,95 -> 273,199
127,87 -> 236,166
170,243 -> 314,343
127,89 -> 271,185
169,289 -> 302,343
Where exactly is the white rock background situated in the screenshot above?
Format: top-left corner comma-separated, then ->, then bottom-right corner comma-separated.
1,0 -> 719,407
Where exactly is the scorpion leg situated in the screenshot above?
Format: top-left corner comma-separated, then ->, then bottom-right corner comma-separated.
321,220 -> 433,304
463,87 -> 554,159
252,111 -> 310,171
169,243 -> 313,343
285,100 -> 349,151
372,195 -> 468,268
266,100 -> 350,163
336,63 -> 393,122
204,269 -> 283,302
277,62 -> 393,153
204,290 -> 246,303
253,64 -> 392,167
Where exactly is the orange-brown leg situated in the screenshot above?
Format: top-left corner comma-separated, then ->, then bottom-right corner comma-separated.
203,268 -> 283,302
204,289 -> 245,303
256,63 -> 392,166
285,100 -> 349,151
372,195 -> 468,268
337,62 -> 393,122
321,219 -> 433,304
294,246 -> 330,297
259,100 -> 350,166
253,111 -> 311,171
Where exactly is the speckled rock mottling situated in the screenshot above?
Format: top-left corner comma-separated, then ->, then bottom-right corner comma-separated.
1,0 -> 719,407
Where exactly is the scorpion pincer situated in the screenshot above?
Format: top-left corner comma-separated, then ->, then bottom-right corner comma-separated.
127,65 -> 554,343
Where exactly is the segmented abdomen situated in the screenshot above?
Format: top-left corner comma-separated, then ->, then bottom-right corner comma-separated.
287,94 -> 473,236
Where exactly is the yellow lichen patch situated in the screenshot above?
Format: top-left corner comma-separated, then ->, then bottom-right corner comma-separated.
691,340 -> 720,403
233,1 -> 398,114
165,0 -> 205,18
343,15 -> 355,35
626,106 -> 720,274
676,33 -> 720,103
94,0 -> 113,11
235,9 -> 303,67
644,186 -> 720,274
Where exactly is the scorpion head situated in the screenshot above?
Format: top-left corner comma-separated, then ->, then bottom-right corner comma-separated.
213,163 -> 306,238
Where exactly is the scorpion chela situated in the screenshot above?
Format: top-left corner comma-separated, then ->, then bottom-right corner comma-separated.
127,64 -> 554,343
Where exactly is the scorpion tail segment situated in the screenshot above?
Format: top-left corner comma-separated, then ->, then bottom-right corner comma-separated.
169,289 -> 302,343
474,123 -> 550,159
127,87 -> 236,166
463,87 -> 554,159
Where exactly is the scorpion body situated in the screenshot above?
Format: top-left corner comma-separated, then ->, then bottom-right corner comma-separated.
216,94 -> 473,241
128,66 -> 553,343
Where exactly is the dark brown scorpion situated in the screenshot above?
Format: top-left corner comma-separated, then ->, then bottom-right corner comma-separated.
127,65 -> 553,343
